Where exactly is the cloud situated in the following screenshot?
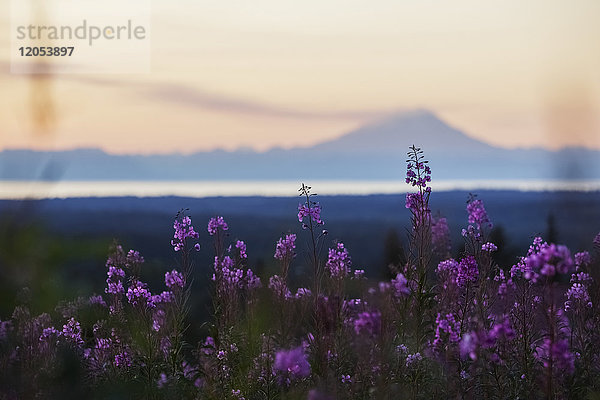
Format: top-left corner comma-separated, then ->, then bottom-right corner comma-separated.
1,68 -> 391,121
145,83 -> 388,121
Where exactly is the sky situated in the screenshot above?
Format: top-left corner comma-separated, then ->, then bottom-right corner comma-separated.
0,0 -> 599,154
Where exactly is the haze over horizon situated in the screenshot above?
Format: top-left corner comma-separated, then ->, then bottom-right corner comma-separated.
1,0 -> 599,154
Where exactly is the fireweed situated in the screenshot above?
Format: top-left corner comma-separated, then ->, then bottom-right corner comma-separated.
0,147 -> 599,399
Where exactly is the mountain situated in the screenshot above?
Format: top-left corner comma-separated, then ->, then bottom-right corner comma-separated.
1,110 -> 599,181
310,109 -> 491,154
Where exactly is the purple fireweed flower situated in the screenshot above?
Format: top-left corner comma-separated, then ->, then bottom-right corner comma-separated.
405,192 -> 430,216
326,242 -> 351,279
107,266 -> 125,279
460,332 -> 478,360
535,338 -> 575,375
353,269 -> 365,279
152,309 -> 166,332
172,215 -> 200,251
235,240 -> 247,259
246,269 -> 262,290
405,352 -> 423,367
434,313 -> 461,349
160,337 -> 172,359
182,361 -> 198,381
222,266 -> 244,289
432,216 -> 451,254
378,281 -> 391,293
565,283 -> 592,311
494,269 -> 513,296
391,273 -> 410,297
396,344 -> 408,354
571,271 -> 592,284
216,349 -> 227,361
62,317 -> 84,346
95,337 -> 112,350
466,197 -> 492,231
151,291 -> 174,305
437,259 -> 459,288
298,203 -> 324,227
213,256 -> 247,294
207,216 -> 228,236
594,232 -> 600,247
157,373 -> 168,388
105,245 -> 125,268
574,251 -> 591,268
341,374 -> 352,384
126,280 -> 155,309
106,281 -> 124,295
126,249 -> 144,267
354,311 -> 381,337
487,317 -> 515,343
406,149 -> 432,188
89,295 -> 107,307
482,242 -> 498,252
194,243 -> 201,252
165,269 -> 185,289
106,264 -> 125,296
40,326 -> 61,344
525,243 -> 574,278
295,288 -> 312,299
273,346 -> 311,379
510,236 -> 547,280
456,256 -> 478,287
269,275 -> 291,299
274,234 -> 297,261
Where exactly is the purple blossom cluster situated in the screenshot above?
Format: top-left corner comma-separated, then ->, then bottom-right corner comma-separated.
207,216 -> 228,236
171,214 -> 200,251
434,313 -> 461,349
165,269 -> 185,289
126,280 -> 155,308
535,338 -> 575,375
274,233 -> 296,261
298,203 -> 323,227
525,243 -> 574,278
456,256 -> 478,287
391,273 -> 410,297
235,240 -> 247,259
274,346 -> 311,381
326,242 -> 351,279
353,310 -> 381,337
481,242 -> 498,252
62,317 -> 84,346
268,275 -> 291,299
461,196 -> 492,241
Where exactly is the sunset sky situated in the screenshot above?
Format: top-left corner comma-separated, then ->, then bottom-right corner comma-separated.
1,0 -> 599,154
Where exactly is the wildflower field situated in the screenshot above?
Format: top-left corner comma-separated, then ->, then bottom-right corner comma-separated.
1,146 -> 599,400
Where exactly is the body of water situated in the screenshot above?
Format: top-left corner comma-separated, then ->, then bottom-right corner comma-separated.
1,180 -> 600,199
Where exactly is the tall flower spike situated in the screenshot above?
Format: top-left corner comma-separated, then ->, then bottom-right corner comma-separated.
298,183 -> 324,229
405,145 -> 432,223
171,212 -> 200,251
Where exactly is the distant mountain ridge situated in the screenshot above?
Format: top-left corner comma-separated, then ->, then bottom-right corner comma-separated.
1,110 -> 599,180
